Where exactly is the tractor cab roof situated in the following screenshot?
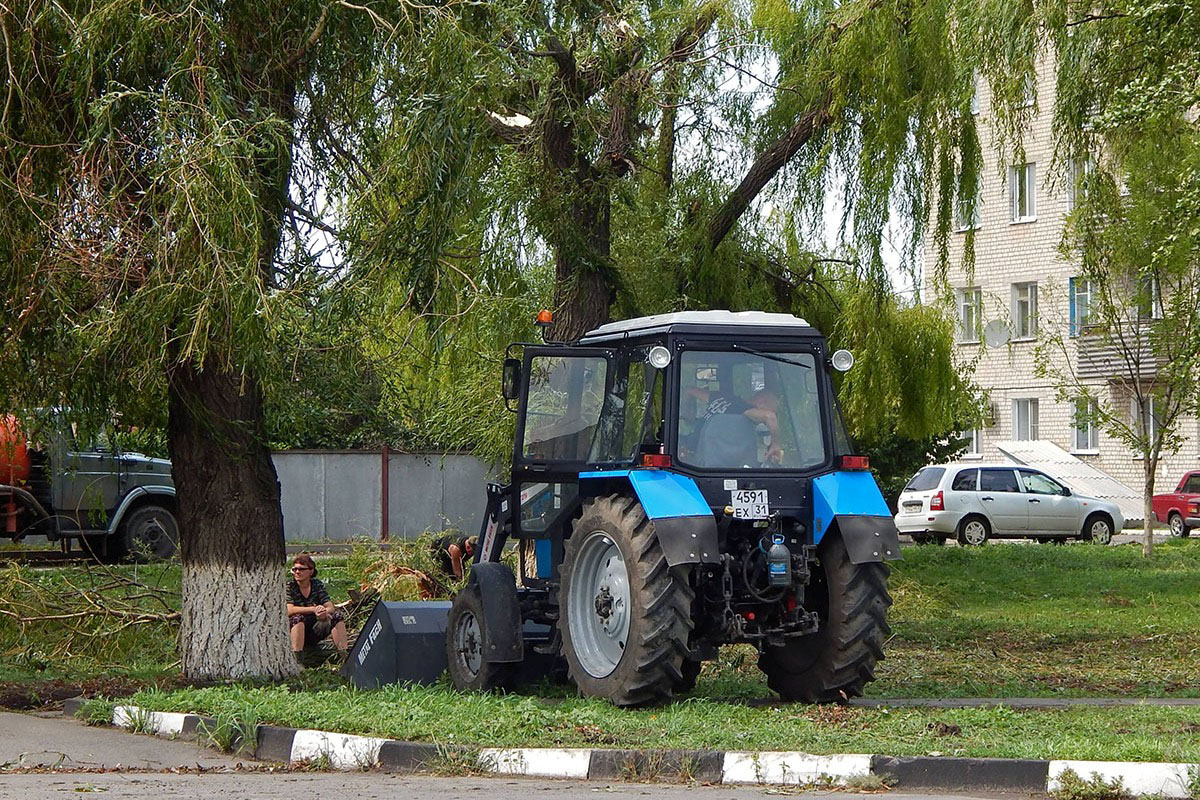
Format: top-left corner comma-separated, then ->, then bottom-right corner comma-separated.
578,310 -> 818,345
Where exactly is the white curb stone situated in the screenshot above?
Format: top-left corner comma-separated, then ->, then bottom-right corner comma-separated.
479,748 -> 592,778
1048,760 -> 1199,799
112,706 -> 189,737
290,729 -> 390,769
722,752 -> 873,785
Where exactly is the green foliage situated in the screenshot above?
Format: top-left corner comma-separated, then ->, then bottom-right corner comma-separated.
197,708 -> 260,755
77,698 -> 116,727
1051,768 -> 1132,800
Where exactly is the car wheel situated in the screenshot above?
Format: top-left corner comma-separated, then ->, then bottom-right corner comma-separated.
957,515 -> 990,546
1168,512 -> 1191,538
1084,513 -> 1114,545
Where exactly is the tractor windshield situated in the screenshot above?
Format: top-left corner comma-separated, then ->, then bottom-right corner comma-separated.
677,349 -> 827,470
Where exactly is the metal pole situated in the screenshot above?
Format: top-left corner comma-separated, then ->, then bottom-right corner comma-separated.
380,443 -> 390,542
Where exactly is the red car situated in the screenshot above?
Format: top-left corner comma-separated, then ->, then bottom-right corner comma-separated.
1152,471 -> 1200,537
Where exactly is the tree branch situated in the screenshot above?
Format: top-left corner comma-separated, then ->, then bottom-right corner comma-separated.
707,96 -> 833,252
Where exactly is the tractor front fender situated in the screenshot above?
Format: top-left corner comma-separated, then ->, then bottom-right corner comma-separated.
465,562 -> 523,663
812,471 -> 901,564
580,469 -> 719,568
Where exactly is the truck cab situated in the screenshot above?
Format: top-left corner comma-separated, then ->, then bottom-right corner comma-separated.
1,413 -> 177,560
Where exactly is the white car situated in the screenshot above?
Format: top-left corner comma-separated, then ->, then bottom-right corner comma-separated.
894,463 -> 1125,546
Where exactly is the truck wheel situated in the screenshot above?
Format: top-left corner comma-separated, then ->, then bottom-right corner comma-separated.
757,534 -> 891,703
116,505 -> 179,562
446,587 -> 514,692
559,495 -> 693,707
1168,512 -> 1190,538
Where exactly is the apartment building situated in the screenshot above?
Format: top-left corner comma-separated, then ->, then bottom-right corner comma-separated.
925,58 -> 1199,495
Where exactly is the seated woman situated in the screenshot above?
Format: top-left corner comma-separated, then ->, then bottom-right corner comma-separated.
286,554 -> 349,660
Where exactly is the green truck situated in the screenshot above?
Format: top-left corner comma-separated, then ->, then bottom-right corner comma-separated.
1,413 -> 177,561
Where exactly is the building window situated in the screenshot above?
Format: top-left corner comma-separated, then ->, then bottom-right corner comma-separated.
1020,74 -> 1036,108
954,187 -> 981,231
1010,162 -> 1037,222
957,288 -> 981,342
1069,277 -> 1092,337
1013,398 -> 1039,440
963,428 -> 982,457
1137,273 -> 1163,320
1067,157 -> 1093,213
1132,396 -> 1161,445
1012,282 -> 1038,339
1073,397 -> 1099,452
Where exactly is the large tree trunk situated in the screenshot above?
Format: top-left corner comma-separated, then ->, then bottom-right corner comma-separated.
167,361 -> 298,679
548,190 -> 615,342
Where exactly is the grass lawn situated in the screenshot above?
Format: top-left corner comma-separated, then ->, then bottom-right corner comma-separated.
8,538 -> 1200,759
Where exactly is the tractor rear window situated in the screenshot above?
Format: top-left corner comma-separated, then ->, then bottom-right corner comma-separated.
676,349 -> 825,470
904,468 -> 945,491
522,355 -> 608,461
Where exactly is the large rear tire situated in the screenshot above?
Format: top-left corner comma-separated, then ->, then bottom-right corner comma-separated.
757,534 -> 892,703
559,495 -> 693,707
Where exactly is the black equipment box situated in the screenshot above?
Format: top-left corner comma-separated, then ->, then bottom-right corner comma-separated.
342,599 -> 560,690
342,601 -> 453,689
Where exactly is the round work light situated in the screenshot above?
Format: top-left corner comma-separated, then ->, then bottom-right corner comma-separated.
831,349 -> 855,372
647,346 -> 672,369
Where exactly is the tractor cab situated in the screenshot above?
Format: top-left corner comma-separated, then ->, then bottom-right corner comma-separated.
452,311 -> 899,707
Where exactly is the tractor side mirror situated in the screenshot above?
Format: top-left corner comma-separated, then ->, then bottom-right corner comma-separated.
502,358 -> 521,401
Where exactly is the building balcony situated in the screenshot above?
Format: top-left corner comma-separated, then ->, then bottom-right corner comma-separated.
1075,322 -> 1166,380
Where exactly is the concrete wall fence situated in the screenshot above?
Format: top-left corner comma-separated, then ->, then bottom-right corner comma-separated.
273,450 -> 499,543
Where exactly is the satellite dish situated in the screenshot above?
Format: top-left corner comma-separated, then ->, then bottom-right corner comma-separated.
983,320 -> 1011,348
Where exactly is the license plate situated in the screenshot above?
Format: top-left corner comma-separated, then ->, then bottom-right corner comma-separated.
731,489 -> 770,519
903,501 -> 922,512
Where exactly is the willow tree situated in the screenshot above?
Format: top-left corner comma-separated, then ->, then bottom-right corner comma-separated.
342,0 -> 985,448
0,1 -> 426,678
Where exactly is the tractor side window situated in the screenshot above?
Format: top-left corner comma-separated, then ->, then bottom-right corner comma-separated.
589,350 -> 665,464
519,481 -> 579,532
523,356 -> 608,461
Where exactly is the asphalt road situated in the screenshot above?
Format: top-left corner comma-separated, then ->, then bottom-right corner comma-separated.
0,773 -> 1034,800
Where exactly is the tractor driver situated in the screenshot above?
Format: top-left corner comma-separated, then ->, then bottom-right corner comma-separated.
685,386 -> 783,465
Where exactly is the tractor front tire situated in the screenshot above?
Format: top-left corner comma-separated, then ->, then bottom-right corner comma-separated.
446,587 -> 515,692
757,533 -> 892,703
559,495 -> 694,707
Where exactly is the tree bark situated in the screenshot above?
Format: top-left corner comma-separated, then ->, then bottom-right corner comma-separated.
549,189 -> 615,342
707,98 -> 833,253
1142,467 -> 1155,558
167,361 -> 298,679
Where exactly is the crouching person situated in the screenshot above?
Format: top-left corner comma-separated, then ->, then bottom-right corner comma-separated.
287,554 -> 348,661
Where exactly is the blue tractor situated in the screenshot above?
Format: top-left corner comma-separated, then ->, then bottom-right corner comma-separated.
446,311 -> 900,706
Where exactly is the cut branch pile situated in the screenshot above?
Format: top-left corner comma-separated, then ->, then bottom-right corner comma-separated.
0,562 -> 180,668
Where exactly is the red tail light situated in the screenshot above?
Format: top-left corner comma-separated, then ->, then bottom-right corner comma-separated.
840,455 -> 870,470
641,453 -> 672,468
930,490 -> 945,511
